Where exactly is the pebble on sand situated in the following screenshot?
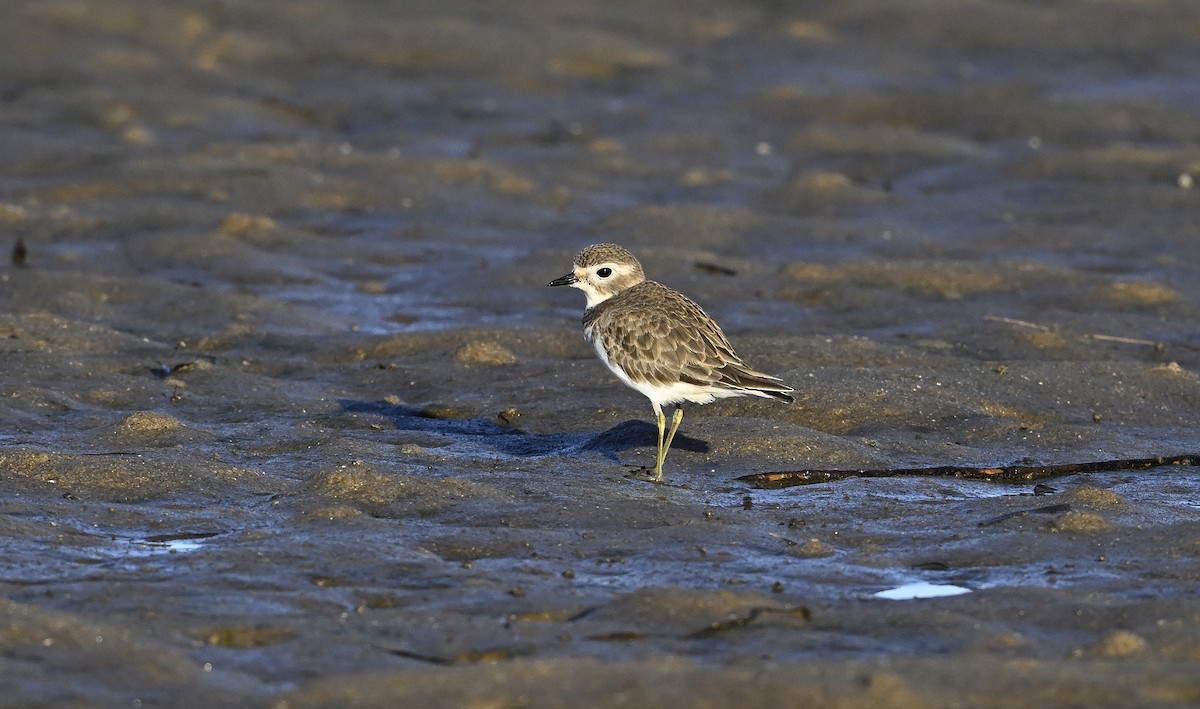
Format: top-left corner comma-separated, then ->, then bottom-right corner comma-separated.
455,340 -> 517,366
1079,630 -> 1148,658
118,411 -> 185,432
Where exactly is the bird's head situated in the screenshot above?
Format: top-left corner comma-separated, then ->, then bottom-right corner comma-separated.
548,243 -> 646,308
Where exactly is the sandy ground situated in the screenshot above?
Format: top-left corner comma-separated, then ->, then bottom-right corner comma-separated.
2,0 -> 1200,706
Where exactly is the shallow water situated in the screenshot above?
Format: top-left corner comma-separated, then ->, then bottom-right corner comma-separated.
3,0 -> 1200,706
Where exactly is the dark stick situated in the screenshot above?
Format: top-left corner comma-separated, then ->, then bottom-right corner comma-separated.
737,454 -> 1200,489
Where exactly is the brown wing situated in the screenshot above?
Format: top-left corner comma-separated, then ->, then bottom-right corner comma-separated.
596,282 -> 790,398
605,295 -> 728,388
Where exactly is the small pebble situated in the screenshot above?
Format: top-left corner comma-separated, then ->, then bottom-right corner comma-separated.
455,340 -> 516,366
1081,630 -> 1147,658
791,539 -> 835,558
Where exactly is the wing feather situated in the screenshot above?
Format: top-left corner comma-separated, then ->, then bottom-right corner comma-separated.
588,281 -> 791,400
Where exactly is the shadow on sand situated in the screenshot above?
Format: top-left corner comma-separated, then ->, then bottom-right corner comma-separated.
338,400 -> 709,461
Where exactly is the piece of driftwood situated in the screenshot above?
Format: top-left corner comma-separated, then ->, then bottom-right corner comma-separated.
737,454 -> 1200,489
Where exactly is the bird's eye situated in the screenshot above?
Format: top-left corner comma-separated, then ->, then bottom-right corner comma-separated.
597,267 -> 612,278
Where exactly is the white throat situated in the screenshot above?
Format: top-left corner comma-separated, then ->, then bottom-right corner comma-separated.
577,282 -> 613,309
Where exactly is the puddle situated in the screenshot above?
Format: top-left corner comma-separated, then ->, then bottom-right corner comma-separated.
4,0 -> 1200,703
119,531 -> 220,559
873,582 -> 973,600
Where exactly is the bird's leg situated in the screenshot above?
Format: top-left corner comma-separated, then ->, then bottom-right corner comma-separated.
652,408 -> 667,480
658,406 -> 684,477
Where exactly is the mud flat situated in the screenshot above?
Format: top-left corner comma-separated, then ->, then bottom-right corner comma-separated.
1,0 -> 1199,706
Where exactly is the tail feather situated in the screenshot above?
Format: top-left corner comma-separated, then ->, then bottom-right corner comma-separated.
755,388 -> 795,404
723,363 -> 794,403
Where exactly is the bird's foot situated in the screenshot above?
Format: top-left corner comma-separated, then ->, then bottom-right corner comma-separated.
623,466 -> 666,484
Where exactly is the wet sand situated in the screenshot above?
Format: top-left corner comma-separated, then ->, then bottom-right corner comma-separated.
2,0 -> 1200,706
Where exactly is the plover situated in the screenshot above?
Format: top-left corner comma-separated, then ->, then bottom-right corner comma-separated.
549,243 -> 793,481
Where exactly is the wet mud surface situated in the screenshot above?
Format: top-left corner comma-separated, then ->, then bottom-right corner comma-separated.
2,0 -> 1200,706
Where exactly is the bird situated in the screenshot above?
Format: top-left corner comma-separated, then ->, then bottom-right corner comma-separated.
549,243 -> 793,481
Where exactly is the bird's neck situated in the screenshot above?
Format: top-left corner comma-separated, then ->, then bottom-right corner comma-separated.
583,289 -> 614,309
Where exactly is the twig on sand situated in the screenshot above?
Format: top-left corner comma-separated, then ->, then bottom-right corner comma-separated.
983,314 -> 1051,331
737,454 -> 1200,489
1083,333 -> 1162,347
767,531 -> 799,546
984,314 -> 1185,350
977,502 -> 1071,527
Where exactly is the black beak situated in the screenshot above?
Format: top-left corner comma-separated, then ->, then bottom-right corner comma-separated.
548,272 -> 578,287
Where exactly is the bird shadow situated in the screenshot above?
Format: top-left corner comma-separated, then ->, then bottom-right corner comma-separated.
337,400 -> 709,461
579,419 -> 709,456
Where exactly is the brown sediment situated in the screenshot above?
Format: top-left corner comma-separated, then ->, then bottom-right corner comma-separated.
2,0 -> 1200,706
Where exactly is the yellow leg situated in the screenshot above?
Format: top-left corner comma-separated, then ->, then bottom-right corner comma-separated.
661,407 -> 684,475
653,409 -> 666,480
646,407 -> 684,482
